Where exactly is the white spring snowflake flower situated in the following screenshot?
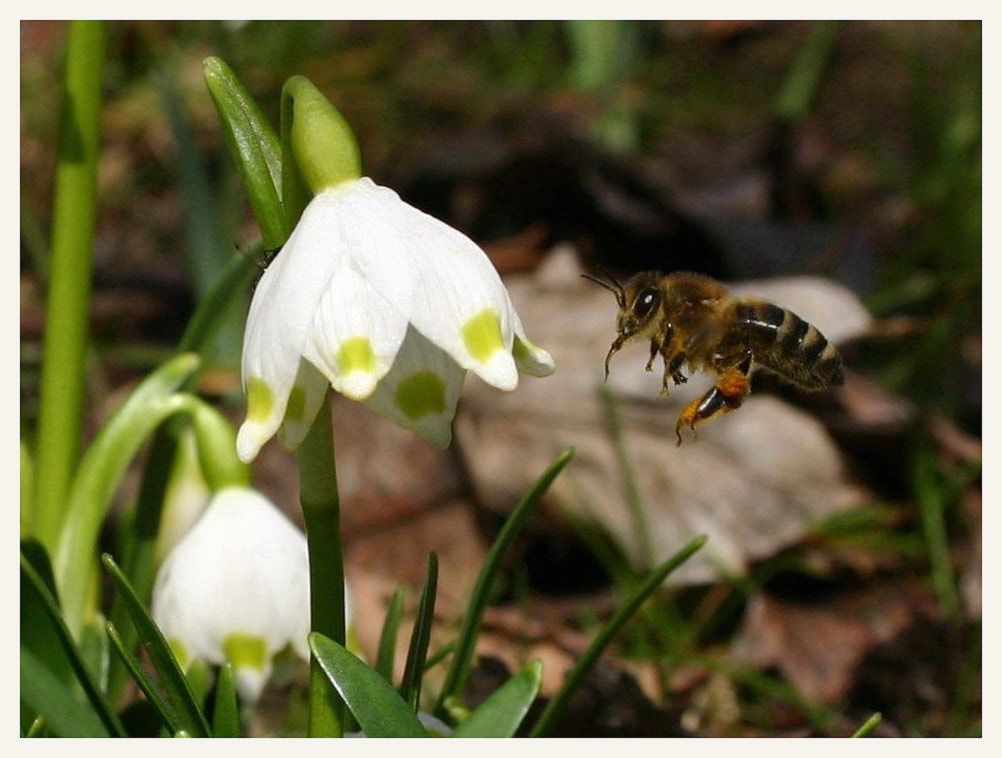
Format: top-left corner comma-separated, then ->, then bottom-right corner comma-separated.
151,486 -> 352,703
236,177 -> 554,462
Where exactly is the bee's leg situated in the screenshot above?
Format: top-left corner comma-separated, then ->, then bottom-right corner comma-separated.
645,339 -> 659,372
666,352 -> 688,387
674,353 -> 752,445
659,351 -> 689,395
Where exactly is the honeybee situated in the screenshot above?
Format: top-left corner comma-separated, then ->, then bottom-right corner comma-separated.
585,270 -> 844,444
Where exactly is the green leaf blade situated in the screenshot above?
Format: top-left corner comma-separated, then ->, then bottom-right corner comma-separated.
452,659 -> 542,738
20,645 -> 110,738
375,586 -> 405,683
400,553 -> 438,711
101,553 -> 211,737
54,352 -> 201,634
20,545 -> 125,737
435,448 -> 574,716
203,56 -> 287,249
309,633 -> 427,737
211,663 -> 241,738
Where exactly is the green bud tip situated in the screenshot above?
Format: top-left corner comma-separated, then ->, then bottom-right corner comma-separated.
282,75 -> 362,193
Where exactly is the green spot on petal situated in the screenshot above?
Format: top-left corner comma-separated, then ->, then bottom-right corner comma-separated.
246,378 -> 274,424
512,337 -> 532,361
222,633 -> 268,672
462,308 -> 504,363
286,384 -> 306,422
395,371 -> 447,420
337,336 -> 376,375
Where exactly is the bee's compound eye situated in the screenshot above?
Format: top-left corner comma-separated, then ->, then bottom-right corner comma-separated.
634,288 -> 659,319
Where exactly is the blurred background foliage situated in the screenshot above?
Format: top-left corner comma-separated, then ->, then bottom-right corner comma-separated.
20,20 -> 980,737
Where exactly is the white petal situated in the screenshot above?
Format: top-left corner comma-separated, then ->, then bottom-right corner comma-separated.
301,263 -> 409,401
151,488 -> 310,668
362,326 -> 466,448
238,188 -> 348,461
507,298 -> 556,377
233,662 -> 271,705
346,183 -> 519,390
276,360 -> 330,452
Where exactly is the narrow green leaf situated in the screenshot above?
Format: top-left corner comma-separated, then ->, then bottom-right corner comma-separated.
31,20 -> 106,550
400,553 -> 438,711
21,540 -> 72,687
424,642 -> 455,673
376,586 -> 405,683
529,535 -> 707,736
19,547 -> 125,737
775,20 -> 840,122
212,663 -> 241,738
78,616 -> 111,698
105,621 -> 186,735
452,660 -> 542,738
20,645 -> 110,737
101,553 -> 211,737
309,633 -> 427,737
203,56 -> 287,249
54,352 -> 201,634
435,448 -> 574,717
25,716 -> 45,738
851,711 -> 883,738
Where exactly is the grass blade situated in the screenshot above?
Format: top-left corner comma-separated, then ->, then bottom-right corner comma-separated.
375,586 -> 405,683
309,633 -> 427,737
452,660 -> 542,738
101,553 -> 210,737
435,448 -> 574,717
54,352 -> 201,634
202,56 -> 287,249
851,712 -> 883,737
400,553 -> 438,710
31,20 -> 106,550
212,663 -> 240,738
105,621 -> 176,735
529,534 -> 707,736
20,546 -> 125,736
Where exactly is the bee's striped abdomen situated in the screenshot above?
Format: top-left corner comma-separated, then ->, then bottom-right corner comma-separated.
731,301 -> 843,389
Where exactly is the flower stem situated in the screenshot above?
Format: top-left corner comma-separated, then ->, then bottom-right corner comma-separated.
296,391 -> 345,737
32,20 -> 106,551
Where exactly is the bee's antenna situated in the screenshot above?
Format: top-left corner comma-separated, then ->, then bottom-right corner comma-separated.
581,269 -> 626,308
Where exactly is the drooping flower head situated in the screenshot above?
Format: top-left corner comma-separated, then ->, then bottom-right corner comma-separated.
151,486 -> 352,703
236,77 -> 553,463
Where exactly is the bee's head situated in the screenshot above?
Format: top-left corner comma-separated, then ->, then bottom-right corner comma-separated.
583,270 -> 663,379
617,272 -> 663,340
